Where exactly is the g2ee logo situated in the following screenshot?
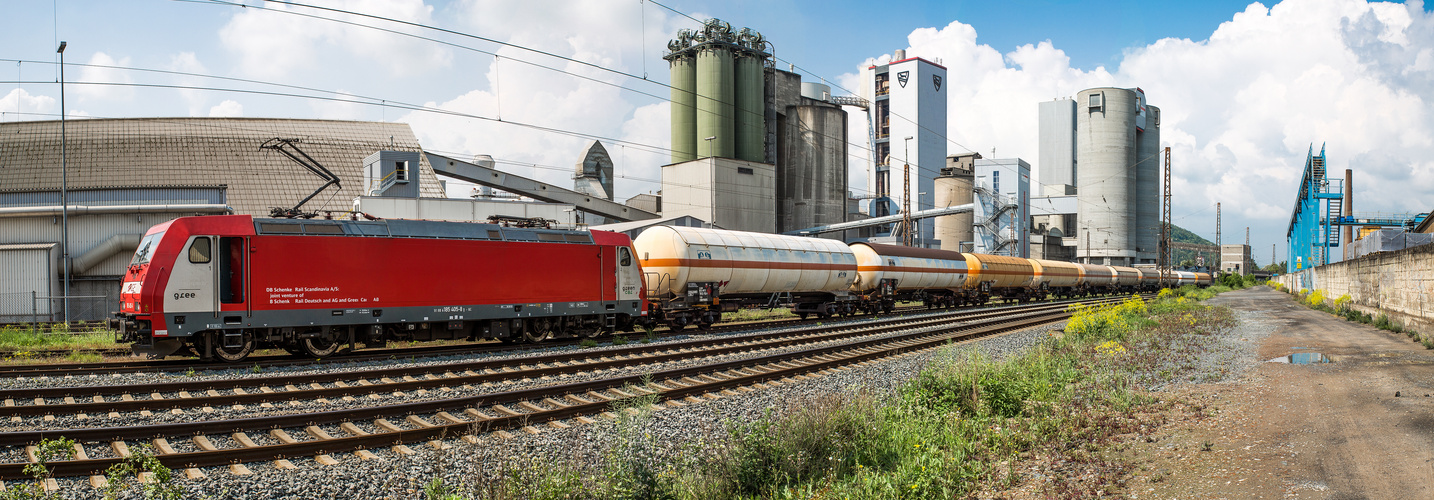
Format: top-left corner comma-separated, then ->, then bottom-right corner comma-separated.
173,292 -> 197,300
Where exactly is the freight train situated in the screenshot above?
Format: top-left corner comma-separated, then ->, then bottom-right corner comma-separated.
112,215 -> 1210,361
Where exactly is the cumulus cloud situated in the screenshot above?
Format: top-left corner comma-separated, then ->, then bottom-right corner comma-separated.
74,52 -> 136,102
842,0 -> 1434,259
218,0 -> 453,80
399,0 -> 687,201
208,100 -> 244,117
0,88 -> 56,121
166,52 -> 212,116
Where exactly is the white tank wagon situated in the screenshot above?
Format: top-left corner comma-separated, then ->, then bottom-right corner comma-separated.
849,243 -> 970,311
1110,266 -> 1141,291
633,226 -> 857,327
1032,259 -> 1083,298
1076,264 -> 1116,295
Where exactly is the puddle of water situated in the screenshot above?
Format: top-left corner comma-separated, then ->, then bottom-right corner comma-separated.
1268,353 -> 1333,364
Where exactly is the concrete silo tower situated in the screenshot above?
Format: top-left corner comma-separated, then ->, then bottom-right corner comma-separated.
665,20 -> 769,163
1075,87 -> 1138,266
1135,99 -> 1161,264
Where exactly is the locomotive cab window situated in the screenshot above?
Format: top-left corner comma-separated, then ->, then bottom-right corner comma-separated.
188,237 -> 211,264
619,247 -> 632,266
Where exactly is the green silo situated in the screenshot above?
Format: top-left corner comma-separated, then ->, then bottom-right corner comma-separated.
696,45 -> 735,159
669,54 -> 697,164
734,53 -> 765,163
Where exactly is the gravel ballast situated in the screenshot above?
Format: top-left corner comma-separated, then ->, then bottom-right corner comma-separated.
28,316 -> 1067,499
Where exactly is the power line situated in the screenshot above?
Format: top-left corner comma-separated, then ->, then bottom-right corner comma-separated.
181,0 -> 963,182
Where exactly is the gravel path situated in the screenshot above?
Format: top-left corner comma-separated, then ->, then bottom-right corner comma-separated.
32,318 -> 1066,499
1135,291 -> 1278,391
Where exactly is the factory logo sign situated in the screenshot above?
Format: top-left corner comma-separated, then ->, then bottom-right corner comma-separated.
897,71 -> 909,88
933,75 -> 942,91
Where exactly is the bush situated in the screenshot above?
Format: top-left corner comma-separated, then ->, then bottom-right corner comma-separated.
1064,297 -> 1149,342
1305,289 -> 1327,309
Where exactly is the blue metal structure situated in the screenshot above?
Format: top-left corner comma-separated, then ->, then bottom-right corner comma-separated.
1332,213 -> 1428,230
1286,144 -> 1343,273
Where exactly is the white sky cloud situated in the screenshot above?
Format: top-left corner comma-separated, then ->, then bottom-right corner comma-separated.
0,88 -> 56,121
74,52 -> 135,103
208,99 -> 244,117
218,0 -> 452,80
398,0 -> 686,201
840,0 -> 1433,253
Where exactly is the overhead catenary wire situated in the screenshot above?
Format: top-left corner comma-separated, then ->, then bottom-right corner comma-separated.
177,0 -> 957,182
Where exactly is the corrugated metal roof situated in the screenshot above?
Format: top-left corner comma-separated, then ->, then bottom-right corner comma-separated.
0,118 -> 444,216
0,243 -> 58,250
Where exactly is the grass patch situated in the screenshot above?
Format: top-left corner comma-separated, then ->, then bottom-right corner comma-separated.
0,325 -> 119,351
441,291 -> 1240,499
726,307 -> 796,322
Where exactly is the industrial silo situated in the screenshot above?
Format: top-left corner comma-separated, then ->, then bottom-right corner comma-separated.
735,52 -> 765,163
669,53 -> 697,163
1075,87 -> 1137,265
696,44 -> 735,159
1135,104 -> 1161,264
934,170 -> 973,252
779,101 -> 847,234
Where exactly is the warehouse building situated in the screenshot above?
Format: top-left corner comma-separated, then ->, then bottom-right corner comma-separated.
0,117 -> 444,322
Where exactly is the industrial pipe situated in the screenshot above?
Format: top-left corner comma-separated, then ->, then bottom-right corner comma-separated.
0,204 -> 233,218
71,234 -> 143,275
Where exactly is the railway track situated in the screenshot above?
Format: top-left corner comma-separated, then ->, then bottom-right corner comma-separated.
0,299 -> 1090,415
0,299 -> 1056,377
0,294 -> 1143,481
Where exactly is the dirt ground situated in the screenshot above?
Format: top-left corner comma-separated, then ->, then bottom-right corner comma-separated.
1121,287 -> 1434,499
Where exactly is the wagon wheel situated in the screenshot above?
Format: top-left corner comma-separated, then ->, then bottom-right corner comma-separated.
213,331 -> 255,363
524,318 -> 552,343
301,336 -> 342,357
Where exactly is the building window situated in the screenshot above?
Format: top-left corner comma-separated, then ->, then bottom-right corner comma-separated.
1088,93 -> 1103,109
394,160 -> 407,181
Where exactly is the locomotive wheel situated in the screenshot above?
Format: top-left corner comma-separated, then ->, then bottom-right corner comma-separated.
213,332 -> 255,363
301,337 -> 341,357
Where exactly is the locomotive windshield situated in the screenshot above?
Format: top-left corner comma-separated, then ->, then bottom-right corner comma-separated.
129,231 -> 166,267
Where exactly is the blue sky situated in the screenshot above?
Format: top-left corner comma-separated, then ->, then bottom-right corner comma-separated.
674,0 -> 1273,82
2,0 -> 1432,265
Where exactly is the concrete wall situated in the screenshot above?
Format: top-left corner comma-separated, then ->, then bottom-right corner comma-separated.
661,157 -> 776,233
1277,242 -> 1434,334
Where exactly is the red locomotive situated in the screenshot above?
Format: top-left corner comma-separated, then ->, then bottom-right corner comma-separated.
112,215 -> 646,362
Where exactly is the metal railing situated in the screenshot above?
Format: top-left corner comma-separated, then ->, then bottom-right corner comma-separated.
0,291 -> 115,327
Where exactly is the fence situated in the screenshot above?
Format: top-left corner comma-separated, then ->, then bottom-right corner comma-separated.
0,290 -> 117,326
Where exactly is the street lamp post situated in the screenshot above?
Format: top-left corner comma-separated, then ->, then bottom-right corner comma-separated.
704,136 -> 715,159
57,41 -> 69,324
